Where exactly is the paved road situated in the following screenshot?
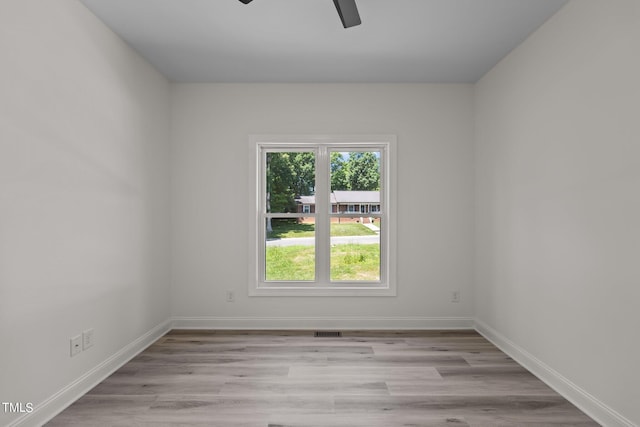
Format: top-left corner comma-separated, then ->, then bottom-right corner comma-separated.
266,235 -> 379,247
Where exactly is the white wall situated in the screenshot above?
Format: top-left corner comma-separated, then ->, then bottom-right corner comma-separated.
0,1 -> 171,425
475,1 -> 640,425
171,84 -> 474,327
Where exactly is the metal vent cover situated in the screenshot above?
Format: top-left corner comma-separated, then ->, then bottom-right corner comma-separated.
314,331 -> 342,337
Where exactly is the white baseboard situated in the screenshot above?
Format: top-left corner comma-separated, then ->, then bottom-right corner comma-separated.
171,316 -> 474,330
474,318 -> 636,427
9,319 -> 172,427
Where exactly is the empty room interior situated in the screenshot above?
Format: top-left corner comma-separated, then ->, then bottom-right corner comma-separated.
1,0 -> 639,426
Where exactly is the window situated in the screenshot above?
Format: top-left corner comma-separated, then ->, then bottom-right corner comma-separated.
249,135 -> 396,296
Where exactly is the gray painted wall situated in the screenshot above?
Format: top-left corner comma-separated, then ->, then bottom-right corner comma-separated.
475,1 -> 640,424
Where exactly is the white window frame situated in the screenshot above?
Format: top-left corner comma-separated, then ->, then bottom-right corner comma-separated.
248,135 -> 397,297
302,204 -> 311,214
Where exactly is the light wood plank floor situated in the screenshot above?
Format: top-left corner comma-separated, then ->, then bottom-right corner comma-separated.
48,330 -> 599,426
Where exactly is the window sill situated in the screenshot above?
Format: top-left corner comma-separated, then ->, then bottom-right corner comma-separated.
249,285 -> 396,297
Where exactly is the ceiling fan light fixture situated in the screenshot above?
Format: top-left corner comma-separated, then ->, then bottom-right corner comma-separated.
333,0 -> 361,28
237,0 -> 361,29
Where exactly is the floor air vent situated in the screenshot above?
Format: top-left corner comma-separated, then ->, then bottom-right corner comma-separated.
314,331 -> 342,337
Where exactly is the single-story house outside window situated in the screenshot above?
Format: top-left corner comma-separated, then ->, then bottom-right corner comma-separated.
296,191 -> 380,215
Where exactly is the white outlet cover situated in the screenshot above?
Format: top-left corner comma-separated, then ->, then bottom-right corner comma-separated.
83,329 -> 95,350
70,335 -> 82,357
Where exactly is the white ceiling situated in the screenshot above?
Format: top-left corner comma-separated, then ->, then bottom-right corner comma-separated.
80,0 -> 567,83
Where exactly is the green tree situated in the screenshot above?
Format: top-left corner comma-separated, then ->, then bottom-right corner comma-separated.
266,152 -> 296,214
330,152 -> 348,191
266,152 -> 315,214
346,152 -> 380,191
290,152 -> 315,197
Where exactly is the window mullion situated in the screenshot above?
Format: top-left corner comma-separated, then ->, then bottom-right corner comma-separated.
315,146 -> 330,284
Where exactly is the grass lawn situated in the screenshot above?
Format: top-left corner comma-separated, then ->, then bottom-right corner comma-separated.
265,245 -> 315,281
265,244 -> 380,281
268,221 -> 377,239
330,223 -> 377,237
267,221 -> 315,239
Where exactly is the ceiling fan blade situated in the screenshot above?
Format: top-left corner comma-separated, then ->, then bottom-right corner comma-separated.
238,0 -> 253,4
333,0 -> 361,28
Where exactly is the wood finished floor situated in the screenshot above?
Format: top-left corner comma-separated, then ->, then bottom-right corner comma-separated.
48,330 -> 599,426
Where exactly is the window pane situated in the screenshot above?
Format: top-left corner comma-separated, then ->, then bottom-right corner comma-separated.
329,150 -> 382,282
266,152 -> 315,213
330,217 -> 380,282
265,218 -> 315,281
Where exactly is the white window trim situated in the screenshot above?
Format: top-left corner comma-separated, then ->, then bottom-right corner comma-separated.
248,134 -> 397,297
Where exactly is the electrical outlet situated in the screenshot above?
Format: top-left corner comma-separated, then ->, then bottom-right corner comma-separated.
226,290 -> 235,302
451,291 -> 461,303
83,328 -> 94,350
70,335 -> 82,357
